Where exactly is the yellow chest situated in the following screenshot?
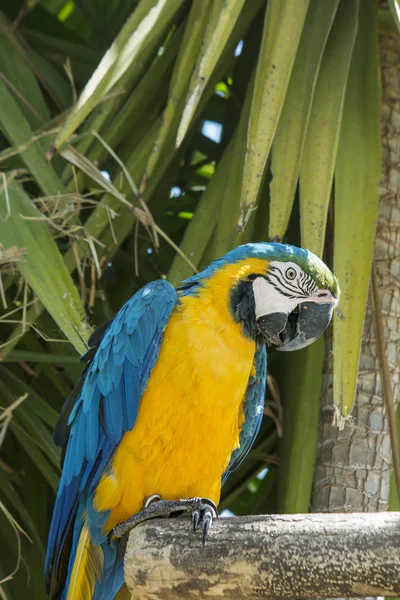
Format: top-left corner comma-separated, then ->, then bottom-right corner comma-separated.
94,295 -> 255,527
94,258 -> 268,528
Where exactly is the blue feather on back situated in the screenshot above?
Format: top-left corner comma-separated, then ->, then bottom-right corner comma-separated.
45,280 -> 177,599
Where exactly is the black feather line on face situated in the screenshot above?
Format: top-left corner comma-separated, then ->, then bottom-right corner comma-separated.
266,264 -> 317,300
229,275 -> 265,347
266,271 -> 302,297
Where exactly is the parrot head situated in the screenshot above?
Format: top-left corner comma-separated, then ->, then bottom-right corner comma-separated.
230,243 -> 339,351
179,242 -> 339,351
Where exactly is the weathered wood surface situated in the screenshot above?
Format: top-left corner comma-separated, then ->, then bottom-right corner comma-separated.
123,512 -> 400,599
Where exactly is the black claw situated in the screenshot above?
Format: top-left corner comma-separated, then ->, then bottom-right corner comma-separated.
192,510 -> 200,532
202,518 -> 210,546
201,505 -> 214,546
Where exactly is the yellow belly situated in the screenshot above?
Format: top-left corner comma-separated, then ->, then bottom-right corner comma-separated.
93,260 -> 268,529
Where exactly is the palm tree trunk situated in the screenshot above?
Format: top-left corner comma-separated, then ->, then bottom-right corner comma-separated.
312,29 -> 400,513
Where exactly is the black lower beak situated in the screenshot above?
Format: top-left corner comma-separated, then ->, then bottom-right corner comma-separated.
256,312 -> 288,347
257,302 -> 335,351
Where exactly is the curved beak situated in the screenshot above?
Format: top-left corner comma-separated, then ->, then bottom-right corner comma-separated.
257,301 -> 335,352
277,301 -> 335,351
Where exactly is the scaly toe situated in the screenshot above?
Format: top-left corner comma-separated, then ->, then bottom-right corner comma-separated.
192,509 -> 200,532
202,504 -> 216,546
108,497 -> 219,547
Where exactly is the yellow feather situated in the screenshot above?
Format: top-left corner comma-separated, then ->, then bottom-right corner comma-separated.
67,520 -> 103,600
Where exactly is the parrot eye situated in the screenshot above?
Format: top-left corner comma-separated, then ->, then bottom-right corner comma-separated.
285,267 -> 297,280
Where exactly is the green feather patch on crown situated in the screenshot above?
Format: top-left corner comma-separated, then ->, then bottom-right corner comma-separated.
293,251 -> 340,299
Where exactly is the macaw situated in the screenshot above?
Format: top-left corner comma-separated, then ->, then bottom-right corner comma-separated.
45,242 -> 339,600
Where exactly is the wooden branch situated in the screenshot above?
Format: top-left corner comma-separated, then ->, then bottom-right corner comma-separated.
124,512 -> 400,599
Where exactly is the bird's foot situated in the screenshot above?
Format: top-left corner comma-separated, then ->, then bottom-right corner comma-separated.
190,498 -> 218,545
108,496 -> 218,547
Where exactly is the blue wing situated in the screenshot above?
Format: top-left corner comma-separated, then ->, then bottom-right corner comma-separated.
45,280 -> 177,599
222,346 -> 266,484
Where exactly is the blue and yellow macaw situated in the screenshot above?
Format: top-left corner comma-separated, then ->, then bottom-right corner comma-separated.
45,242 -> 339,599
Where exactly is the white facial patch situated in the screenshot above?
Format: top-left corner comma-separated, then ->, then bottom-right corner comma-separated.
309,289 -> 337,305
252,260 -> 336,320
252,276 -> 300,319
